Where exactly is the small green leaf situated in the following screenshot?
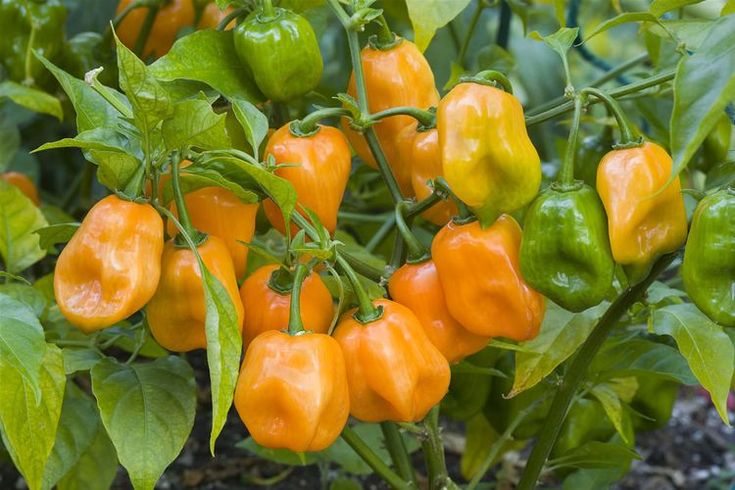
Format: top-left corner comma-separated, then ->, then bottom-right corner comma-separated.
61,349 -> 103,375
160,168 -> 259,205
162,99 -> 231,151
0,293 -> 46,399
591,338 -> 696,385
0,81 -> 63,120
530,28 -> 579,92
590,378 -> 638,444
91,356 -> 196,490
584,13 -> 662,42
230,98 -> 268,160
650,0 -> 704,16
56,424 -> 117,490
550,441 -> 640,470
0,115 -> 20,171
0,180 -> 48,273
35,223 -> 80,252
405,0 -> 472,52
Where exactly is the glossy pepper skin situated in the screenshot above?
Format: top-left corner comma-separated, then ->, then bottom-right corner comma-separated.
233,7 -> 322,102
263,123 -> 351,235
398,125 -> 457,225
682,187 -> 735,327
388,260 -> 489,363
54,195 -> 163,333
343,38 -> 439,195
0,0 -> 66,84
116,0 -> 195,58
597,141 -> 687,272
437,82 -> 541,221
240,264 -> 334,348
167,187 -> 258,280
147,236 -> 244,352
432,215 -> 545,341
234,330 -> 349,452
333,299 -> 451,422
1,172 -> 40,205
520,182 -> 614,312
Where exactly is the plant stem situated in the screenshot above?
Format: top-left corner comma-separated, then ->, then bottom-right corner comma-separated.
336,255 -> 381,323
171,158 -> 199,241
516,251 -> 679,490
217,7 -> 247,30
287,263 -> 308,335
295,107 -> 352,134
405,189 -> 446,218
581,87 -> 639,146
381,422 -> 417,486
365,214 -> 396,252
422,406 -> 452,490
458,1 -> 485,66
364,128 -> 404,203
261,0 -> 275,18
496,0 -> 512,49
369,106 -> 436,128
341,426 -> 411,490
558,94 -> 586,185
339,211 -> 393,223
395,201 -> 429,262
134,5 -> 159,57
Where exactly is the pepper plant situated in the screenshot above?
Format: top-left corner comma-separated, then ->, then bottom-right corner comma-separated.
0,0 -> 734,489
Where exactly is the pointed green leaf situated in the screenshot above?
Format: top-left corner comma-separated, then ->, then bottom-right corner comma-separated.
584,12 -> 661,42
650,0 -> 704,16
0,294 -> 46,396
405,0 -> 472,52
230,98 -> 268,160
161,99 -> 231,151
0,180 -> 48,273
0,81 -> 63,120
35,223 -> 80,252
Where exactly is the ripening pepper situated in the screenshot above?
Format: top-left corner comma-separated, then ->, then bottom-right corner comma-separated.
147,235 -> 244,352
233,6 -> 322,102
520,182 -> 614,312
167,186 -> 258,280
263,123 -> 351,235
432,215 -> 545,341
697,113 -> 732,172
596,141 -> 687,276
54,195 -> 164,332
388,259 -> 489,363
1,172 -> 40,205
234,330 -> 350,452
682,187 -> 735,327
333,299 -> 451,422
198,2 -> 234,29
116,0 -> 195,58
437,80 -> 541,222
240,264 -> 334,348
343,37 -> 439,195
398,125 -> 457,225
0,0 -> 66,84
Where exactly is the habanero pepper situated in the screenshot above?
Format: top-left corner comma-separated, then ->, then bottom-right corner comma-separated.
437,72 -> 541,223
682,187 -> 735,327
333,299 -> 451,423
116,0 -> 195,58
197,2 -> 234,29
1,172 -> 40,205
54,194 -> 164,332
239,264 -> 333,348
147,235 -> 244,352
233,5 -> 322,102
343,37 -> 439,196
263,122 -> 351,235
432,215 -> 545,341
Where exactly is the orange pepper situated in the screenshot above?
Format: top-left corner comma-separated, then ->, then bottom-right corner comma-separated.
54,195 -> 164,332
342,38 -> 439,196
431,215 -> 545,342
234,330 -> 349,452
1,171 -> 39,205
596,141 -> 687,271
389,259 -> 489,363
198,2 -> 234,29
263,123 -> 351,235
147,235 -> 244,352
116,0 -> 195,58
239,264 -> 334,348
333,299 -> 450,422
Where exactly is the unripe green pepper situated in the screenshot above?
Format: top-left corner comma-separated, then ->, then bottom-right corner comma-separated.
233,6 -> 323,102
698,114 -> 732,172
520,181 -> 615,312
682,187 -> 735,327
574,127 -> 614,189
0,0 -> 66,85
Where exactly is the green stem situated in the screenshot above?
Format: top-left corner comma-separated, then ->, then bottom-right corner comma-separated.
375,15 -> 397,46
287,264 -> 308,335
171,158 -> 200,242
261,0 -> 275,18
86,69 -> 134,119
464,70 -> 513,94
340,250 -> 384,282
558,94 -> 586,185
293,107 -> 352,135
581,87 -> 639,147
381,422 -> 417,486
516,251 -> 679,490
365,128 -> 404,203
422,406 -> 452,490
121,162 -> 147,198
458,2 -> 485,67
365,214 -> 396,252
24,18 -> 37,84
217,6 -> 247,30
369,106 -> 436,128
134,5 -> 159,57
395,201 -> 429,263
405,188 -> 446,218
434,177 -> 474,223
341,426 -> 411,490
336,255 -> 382,323
339,211 -> 393,223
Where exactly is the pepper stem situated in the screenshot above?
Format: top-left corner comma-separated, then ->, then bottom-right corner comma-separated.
261,0 -> 275,18
581,87 -> 641,148
336,255 -> 382,324
171,157 -> 203,244
434,177 -> 475,224
558,93 -> 587,186
395,201 -> 430,263
121,162 -> 147,198
134,4 -> 159,57
375,15 -> 397,47
461,70 -> 513,94
287,264 -> 309,335
291,108 -> 352,136
369,106 -> 436,129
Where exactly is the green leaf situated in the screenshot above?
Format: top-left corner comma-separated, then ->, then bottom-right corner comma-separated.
405,0 -> 472,52
646,281 -> 687,305
589,378 -> 638,444
62,349 -> 103,375
0,81 -> 63,120
0,293 -> 46,397
56,424 -> 117,490
35,223 -> 80,252
238,437 -> 320,466
550,441 -> 640,470
0,283 -> 47,318
150,30 -> 263,102
0,180 -> 48,273
652,303 -> 734,424
0,345 -> 66,490
650,0 -> 704,16
530,28 -> 579,91
33,128 -> 131,154
230,98 -> 268,160
509,302 -> 608,397
160,169 -> 259,205
584,13 -> 662,42
724,0 -> 735,15
91,356 -> 196,490
670,15 -> 735,176
645,19 -> 714,50
161,99 -> 231,151
591,338 -> 696,385
0,115 -> 20,171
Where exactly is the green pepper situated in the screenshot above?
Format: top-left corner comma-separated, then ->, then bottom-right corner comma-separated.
697,114 -> 732,173
520,181 -> 615,312
233,5 -> 323,102
631,375 -> 678,432
682,186 -> 735,327
442,348 -> 501,421
574,126 -> 614,189
0,0 -> 66,86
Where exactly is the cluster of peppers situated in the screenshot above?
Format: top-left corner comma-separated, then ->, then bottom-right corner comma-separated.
31,0 -> 733,457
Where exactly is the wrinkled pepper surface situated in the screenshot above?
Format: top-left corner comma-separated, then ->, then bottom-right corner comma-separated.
2,172 -> 39,205
116,0 -> 195,58
54,195 -> 164,332
432,215 -> 545,341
